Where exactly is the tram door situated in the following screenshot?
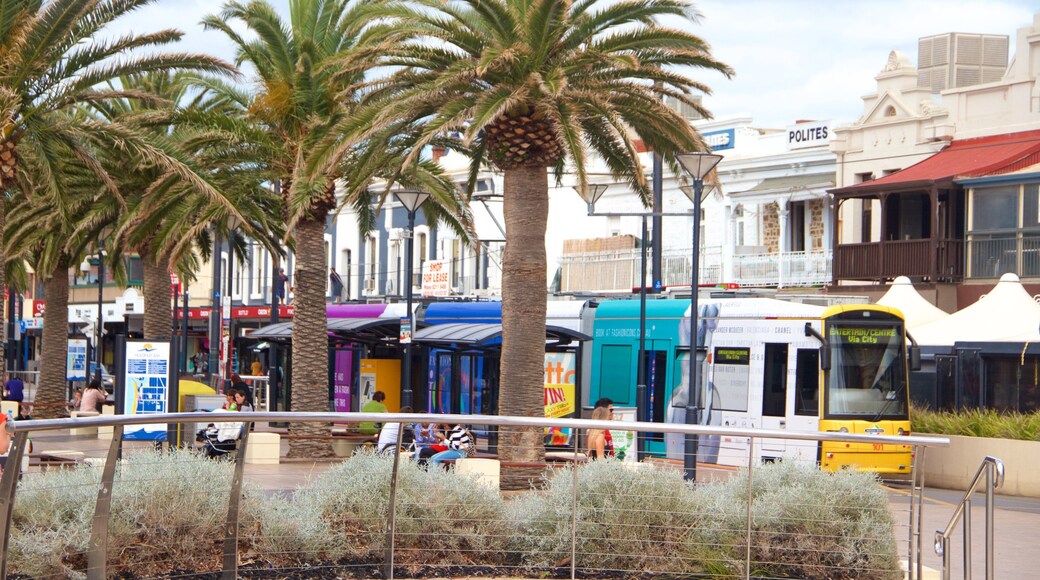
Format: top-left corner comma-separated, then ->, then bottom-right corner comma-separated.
641,342 -> 670,455
760,343 -> 788,460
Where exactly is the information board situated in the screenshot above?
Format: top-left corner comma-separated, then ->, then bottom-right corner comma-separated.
122,341 -> 172,441
67,338 -> 88,381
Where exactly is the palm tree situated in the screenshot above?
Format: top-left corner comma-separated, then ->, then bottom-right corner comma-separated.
205,0 -> 472,457
357,0 -> 732,464
0,0 -> 236,414
92,72 -> 281,341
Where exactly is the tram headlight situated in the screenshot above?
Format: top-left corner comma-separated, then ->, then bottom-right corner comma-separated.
838,427 -> 848,433
898,427 -> 907,435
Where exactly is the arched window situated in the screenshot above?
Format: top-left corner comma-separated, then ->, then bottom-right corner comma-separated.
883,105 -> 896,117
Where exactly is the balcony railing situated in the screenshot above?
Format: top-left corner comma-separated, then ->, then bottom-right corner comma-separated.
833,239 -> 963,283
733,250 -> 832,287
966,235 -> 1040,279
558,246 -> 723,293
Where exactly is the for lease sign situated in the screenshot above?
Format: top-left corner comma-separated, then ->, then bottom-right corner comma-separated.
421,259 -> 451,297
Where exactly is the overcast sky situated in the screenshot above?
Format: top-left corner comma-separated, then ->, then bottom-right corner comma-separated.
108,0 -> 1038,128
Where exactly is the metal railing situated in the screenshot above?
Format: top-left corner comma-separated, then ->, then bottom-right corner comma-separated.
558,246 -> 723,292
0,412 -> 949,580
732,249 -> 832,287
934,456 -> 1005,580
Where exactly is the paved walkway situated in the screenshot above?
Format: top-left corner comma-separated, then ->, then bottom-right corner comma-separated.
16,427 -> 1040,578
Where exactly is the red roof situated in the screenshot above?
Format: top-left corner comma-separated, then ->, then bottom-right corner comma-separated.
833,129 -> 1040,195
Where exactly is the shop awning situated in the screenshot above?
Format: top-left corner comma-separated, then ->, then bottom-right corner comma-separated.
412,323 -> 590,348
731,172 -> 834,205
249,318 -> 410,343
831,129 -> 1040,197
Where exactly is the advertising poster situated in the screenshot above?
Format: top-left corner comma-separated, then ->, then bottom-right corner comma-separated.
67,338 -> 88,381
610,407 -> 638,463
359,358 -> 401,411
333,349 -> 353,412
122,341 -> 172,441
544,352 -> 577,446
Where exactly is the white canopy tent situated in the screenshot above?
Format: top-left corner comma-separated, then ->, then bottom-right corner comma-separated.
876,276 -> 950,333
912,273 -> 1040,346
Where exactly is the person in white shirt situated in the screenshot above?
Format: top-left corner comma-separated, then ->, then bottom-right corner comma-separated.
376,406 -> 413,453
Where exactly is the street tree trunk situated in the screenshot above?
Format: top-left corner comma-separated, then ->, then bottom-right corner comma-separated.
498,165 -> 548,468
287,215 -> 333,458
37,265 -> 71,418
142,253 -> 172,340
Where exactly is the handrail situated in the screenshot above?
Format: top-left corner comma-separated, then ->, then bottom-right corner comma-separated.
0,411 -> 951,580
934,456 -> 1004,580
6,411 -> 951,448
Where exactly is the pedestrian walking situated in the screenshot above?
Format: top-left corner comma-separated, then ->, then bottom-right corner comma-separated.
329,268 -> 344,303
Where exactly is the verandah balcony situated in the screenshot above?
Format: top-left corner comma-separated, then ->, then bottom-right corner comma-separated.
833,239 -> 964,282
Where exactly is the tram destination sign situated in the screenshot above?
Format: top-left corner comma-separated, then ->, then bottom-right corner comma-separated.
829,326 -> 896,344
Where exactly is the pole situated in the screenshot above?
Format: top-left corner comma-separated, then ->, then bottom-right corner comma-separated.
226,240 -> 234,379
684,179 -> 703,482
180,284 -> 189,375
635,214 -> 648,462
207,231 -> 222,382
268,255 -> 281,411
6,284 -> 15,373
96,241 -> 104,381
652,150 -> 663,290
401,209 -> 416,408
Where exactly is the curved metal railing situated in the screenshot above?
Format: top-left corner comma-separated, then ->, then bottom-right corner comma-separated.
0,412 -> 950,580
934,456 -> 1005,580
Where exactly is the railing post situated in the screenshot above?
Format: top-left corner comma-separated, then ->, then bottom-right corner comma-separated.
985,462 -> 995,580
0,430 -> 29,579
88,424 -> 124,580
908,444 -> 920,580
963,499 -> 972,579
571,428 -> 580,580
383,419 -> 405,580
222,422 -> 251,580
917,446 -> 926,580
745,436 -> 754,580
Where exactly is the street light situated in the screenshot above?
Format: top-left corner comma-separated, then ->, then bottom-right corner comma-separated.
676,151 -> 724,482
573,182 -> 694,461
393,189 -> 430,409
95,240 -> 105,382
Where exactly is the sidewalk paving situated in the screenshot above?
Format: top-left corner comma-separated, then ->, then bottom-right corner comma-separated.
16,428 -> 1040,578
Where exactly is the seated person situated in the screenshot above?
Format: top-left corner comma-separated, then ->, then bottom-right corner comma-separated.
79,380 -> 107,414
376,406 -> 413,453
229,389 -> 252,413
414,424 -> 449,465
429,424 -> 475,468
15,403 -> 32,421
413,422 -> 439,448
358,390 -> 387,435
3,374 -> 24,402
230,374 -> 254,408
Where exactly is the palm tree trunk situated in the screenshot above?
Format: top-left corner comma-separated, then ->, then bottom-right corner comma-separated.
499,165 -> 548,470
142,253 -> 172,339
287,215 -> 333,458
36,265 -> 71,419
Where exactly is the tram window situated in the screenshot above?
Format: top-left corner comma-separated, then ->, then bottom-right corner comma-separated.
795,349 -> 819,416
762,344 -> 787,417
600,345 -> 632,405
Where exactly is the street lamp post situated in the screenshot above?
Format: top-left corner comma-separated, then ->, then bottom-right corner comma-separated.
574,184 -> 698,462
677,152 -> 724,483
393,190 -> 430,409
95,240 -> 105,382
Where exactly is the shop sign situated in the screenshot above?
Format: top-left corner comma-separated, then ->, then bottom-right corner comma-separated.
33,301 -> 45,317
421,260 -> 451,297
187,305 -> 294,320
702,128 -> 735,151
786,120 -> 831,149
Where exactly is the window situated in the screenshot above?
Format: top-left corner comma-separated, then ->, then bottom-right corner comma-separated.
790,202 -> 806,252
366,234 -> 378,293
861,200 -> 873,243
451,239 -> 462,288
415,232 -> 427,287
967,184 -> 1040,278
795,349 -> 819,416
599,345 -> 632,405
762,344 -> 788,417
883,105 -> 896,117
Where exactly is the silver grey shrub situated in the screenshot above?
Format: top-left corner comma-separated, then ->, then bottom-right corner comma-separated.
253,449 -> 508,569
511,460 -> 900,579
9,449 -> 252,578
